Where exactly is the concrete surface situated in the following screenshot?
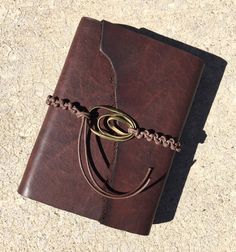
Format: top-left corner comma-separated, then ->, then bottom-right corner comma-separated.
0,0 -> 235,251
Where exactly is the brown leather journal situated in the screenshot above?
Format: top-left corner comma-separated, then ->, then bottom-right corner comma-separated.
17,17 -> 205,235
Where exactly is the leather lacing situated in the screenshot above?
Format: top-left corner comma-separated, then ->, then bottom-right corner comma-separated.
46,95 -> 181,199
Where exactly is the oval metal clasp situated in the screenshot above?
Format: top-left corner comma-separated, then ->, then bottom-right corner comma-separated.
89,105 -> 137,142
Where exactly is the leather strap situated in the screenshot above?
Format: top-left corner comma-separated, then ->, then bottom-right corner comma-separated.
46,95 -> 181,199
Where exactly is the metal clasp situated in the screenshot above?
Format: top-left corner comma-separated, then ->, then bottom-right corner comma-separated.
89,105 -> 137,142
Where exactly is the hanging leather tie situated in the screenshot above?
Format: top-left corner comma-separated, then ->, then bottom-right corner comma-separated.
46,95 -> 181,199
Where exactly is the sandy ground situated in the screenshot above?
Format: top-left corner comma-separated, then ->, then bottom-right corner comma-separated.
0,1 -> 235,251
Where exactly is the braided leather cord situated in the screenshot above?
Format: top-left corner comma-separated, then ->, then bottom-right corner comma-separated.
46,95 -> 90,119
46,95 -> 181,199
128,128 -> 181,152
46,95 -> 181,152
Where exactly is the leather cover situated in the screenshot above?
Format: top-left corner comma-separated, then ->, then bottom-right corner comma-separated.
17,17 -> 205,235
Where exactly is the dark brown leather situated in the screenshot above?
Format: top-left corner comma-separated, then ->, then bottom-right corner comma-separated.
17,17 -> 205,235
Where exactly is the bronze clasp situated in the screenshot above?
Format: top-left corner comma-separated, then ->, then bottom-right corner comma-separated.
89,105 -> 137,142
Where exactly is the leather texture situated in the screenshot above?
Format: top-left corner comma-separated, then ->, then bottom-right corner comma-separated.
17,17 -> 205,235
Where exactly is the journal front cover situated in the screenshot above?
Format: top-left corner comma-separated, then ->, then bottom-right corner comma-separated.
17,17 -> 205,235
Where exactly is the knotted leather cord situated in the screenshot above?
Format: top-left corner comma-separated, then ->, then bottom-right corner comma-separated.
46,95 -> 181,199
